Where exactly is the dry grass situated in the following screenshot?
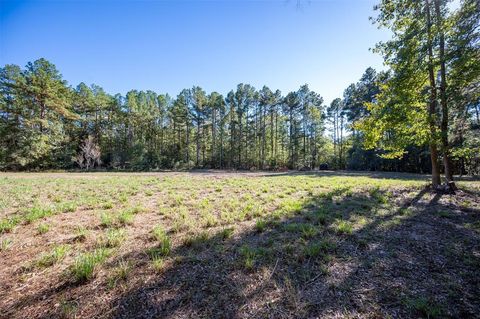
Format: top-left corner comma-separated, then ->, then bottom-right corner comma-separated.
0,171 -> 479,318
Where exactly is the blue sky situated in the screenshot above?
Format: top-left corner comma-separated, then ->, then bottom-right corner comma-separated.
0,0 -> 390,104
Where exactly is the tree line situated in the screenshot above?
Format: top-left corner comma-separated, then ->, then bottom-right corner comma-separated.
0,0 -> 478,182
0,60 -> 330,170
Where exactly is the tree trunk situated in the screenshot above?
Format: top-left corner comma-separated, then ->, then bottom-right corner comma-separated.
196,120 -> 200,167
186,120 -> 190,164
426,0 -> 441,188
434,0 -> 455,185
212,108 -> 216,166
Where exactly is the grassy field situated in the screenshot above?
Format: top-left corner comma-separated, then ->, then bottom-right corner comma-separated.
0,171 -> 479,318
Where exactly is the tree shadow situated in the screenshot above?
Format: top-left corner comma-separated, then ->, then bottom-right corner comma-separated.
259,170 -> 480,182
104,186 -> 479,318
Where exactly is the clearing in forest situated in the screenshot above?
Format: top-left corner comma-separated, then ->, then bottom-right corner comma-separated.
0,171 -> 479,318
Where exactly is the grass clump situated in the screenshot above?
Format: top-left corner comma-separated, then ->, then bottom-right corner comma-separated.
25,206 -> 53,224
405,297 -> 444,318
151,225 -> 171,256
37,223 -> 50,235
184,231 -> 210,249
59,300 -> 78,319
108,259 -> 132,287
74,226 -> 89,241
0,216 -> 20,234
220,227 -> 234,240
437,210 -> 451,218
58,202 -> 77,213
239,245 -> 257,270
117,210 -> 134,225
151,255 -> 165,272
303,239 -> 336,258
70,248 -> 110,282
0,238 -> 13,251
98,228 -> 126,248
335,220 -> 353,235
300,224 -> 317,239
100,212 -> 114,228
37,245 -> 69,268
309,209 -> 329,225
255,219 -> 267,232
102,201 -> 114,209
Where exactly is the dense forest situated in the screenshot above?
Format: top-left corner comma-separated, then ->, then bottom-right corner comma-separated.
0,0 -> 479,183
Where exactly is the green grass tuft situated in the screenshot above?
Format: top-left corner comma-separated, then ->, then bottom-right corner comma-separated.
37,223 -> 50,235
25,206 -> 53,224
151,225 -> 171,256
335,220 -> 353,235
70,248 -> 110,282
0,216 -> 20,234
0,238 -> 13,251
37,245 -> 69,268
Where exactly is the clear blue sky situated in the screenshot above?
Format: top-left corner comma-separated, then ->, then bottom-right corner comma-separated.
0,0 -> 390,104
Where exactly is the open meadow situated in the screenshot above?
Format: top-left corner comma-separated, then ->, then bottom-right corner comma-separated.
0,171 -> 479,318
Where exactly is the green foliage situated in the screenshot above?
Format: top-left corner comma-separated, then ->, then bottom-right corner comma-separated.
74,226 -> 89,242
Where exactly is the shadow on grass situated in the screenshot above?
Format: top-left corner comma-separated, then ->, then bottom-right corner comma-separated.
259,170 -> 480,182
104,187 -> 479,318
4,186 -> 480,318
